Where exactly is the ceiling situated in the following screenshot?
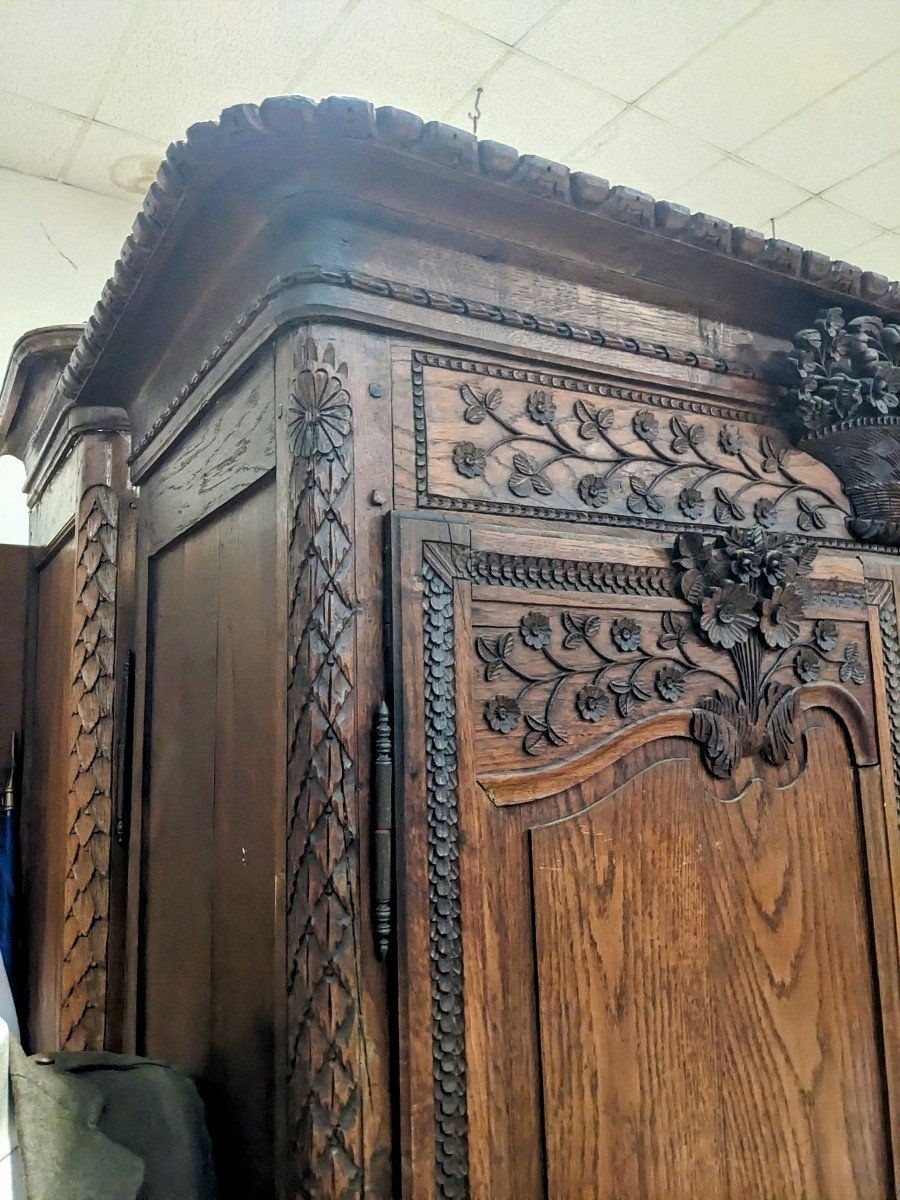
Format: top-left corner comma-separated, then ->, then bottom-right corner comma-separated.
1,0 -> 900,280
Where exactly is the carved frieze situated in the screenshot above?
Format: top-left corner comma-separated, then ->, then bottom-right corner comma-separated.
786,307 -> 900,545
414,352 -> 852,542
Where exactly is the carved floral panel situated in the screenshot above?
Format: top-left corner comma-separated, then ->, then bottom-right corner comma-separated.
463,530 -> 875,781
413,351 -> 852,542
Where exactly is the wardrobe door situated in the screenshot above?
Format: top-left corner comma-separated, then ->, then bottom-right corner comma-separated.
390,515 -> 900,1200
23,535 -> 75,1051
141,478 -> 279,1198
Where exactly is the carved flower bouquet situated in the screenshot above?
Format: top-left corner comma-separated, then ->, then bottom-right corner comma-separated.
673,527 -> 822,777
787,306 -> 900,544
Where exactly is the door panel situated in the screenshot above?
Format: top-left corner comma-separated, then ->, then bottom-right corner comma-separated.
142,478 -> 278,1198
391,516 -> 900,1200
532,726 -> 887,1199
24,536 -> 74,1051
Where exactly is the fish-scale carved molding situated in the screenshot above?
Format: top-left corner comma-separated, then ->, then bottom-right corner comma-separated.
61,484 -> 118,1050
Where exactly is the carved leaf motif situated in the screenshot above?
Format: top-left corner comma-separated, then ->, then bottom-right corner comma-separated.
461,383 -> 502,424
670,415 -> 704,455
762,682 -> 800,766
713,487 -> 745,524
609,676 -> 652,717
62,485 -> 118,1052
692,692 -> 748,780
524,727 -> 545,755
475,632 -> 513,681
509,452 -> 553,497
573,398 -> 613,440
627,475 -> 664,516
561,611 -> 601,649
658,611 -> 689,650
759,435 -> 790,474
839,641 -> 867,685
286,336 -> 362,1195
796,496 -> 827,531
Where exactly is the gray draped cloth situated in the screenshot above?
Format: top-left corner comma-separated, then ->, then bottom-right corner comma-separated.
9,1040 -> 217,1200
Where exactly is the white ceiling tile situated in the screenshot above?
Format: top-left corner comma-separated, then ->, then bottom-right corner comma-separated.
0,0 -> 142,115
63,122 -> 168,201
294,0 -> 506,119
518,0 -> 760,103
641,0 -> 900,151
670,158 -> 810,232
0,167 -> 136,369
822,154 -> 900,230
422,0 -> 558,44
95,0 -> 350,142
772,196 -> 883,261
852,231 -> 900,279
740,53 -> 900,192
0,93 -> 83,179
571,108 -> 723,197
445,54 -> 623,161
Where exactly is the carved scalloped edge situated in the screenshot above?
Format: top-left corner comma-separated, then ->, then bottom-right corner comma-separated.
867,579 -> 900,824
455,548 -> 868,608
456,549 -> 675,596
422,555 -> 470,1198
62,94 -> 897,424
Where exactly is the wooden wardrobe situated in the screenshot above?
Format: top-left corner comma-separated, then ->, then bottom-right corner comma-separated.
2,94 -> 899,1199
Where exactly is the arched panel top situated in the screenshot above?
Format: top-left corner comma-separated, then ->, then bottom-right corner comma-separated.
479,685 -> 877,808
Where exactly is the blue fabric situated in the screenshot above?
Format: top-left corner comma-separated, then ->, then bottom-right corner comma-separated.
0,810 -> 17,997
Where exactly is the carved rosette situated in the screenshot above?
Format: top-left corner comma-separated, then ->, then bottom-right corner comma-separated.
787,307 -> 900,545
285,336 -> 362,1197
61,484 -> 118,1050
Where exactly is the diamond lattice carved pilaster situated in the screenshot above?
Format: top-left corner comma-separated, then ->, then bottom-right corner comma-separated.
285,335 -> 363,1198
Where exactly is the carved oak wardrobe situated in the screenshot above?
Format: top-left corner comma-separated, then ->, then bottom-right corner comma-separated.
1,95 -> 899,1199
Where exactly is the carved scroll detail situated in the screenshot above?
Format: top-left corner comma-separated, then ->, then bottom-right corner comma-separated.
61,484 -> 118,1050
422,551 -> 469,1199
285,336 -> 362,1197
